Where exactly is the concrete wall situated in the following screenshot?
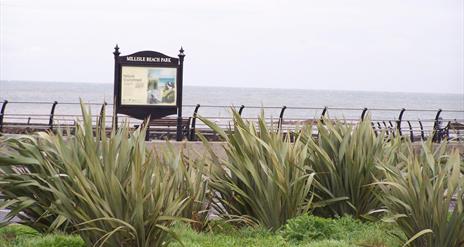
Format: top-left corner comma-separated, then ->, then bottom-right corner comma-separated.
147,140 -> 464,160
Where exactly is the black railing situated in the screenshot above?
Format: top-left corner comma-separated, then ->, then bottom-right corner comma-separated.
0,100 -> 463,142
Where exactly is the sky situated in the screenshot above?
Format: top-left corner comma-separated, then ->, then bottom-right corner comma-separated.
0,0 -> 463,94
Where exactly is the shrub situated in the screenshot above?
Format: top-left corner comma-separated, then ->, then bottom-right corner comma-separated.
281,214 -> 400,247
199,110 -> 315,231
301,117 -> 386,219
0,136 -> 73,233
376,141 -> 464,247
281,214 -> 334,242
0,103 -> 198,246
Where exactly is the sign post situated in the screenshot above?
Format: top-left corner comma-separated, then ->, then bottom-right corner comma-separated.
113,45 -> 185,140
177,47 -> 185,141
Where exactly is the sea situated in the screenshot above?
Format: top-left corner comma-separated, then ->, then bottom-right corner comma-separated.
0,81 -> 463,125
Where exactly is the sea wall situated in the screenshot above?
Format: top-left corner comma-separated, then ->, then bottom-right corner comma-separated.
147,141 -> 464,160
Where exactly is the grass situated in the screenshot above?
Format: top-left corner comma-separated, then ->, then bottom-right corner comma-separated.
171,216 -> 402,247
0,217 -> 402,247
0,224 -> 84,247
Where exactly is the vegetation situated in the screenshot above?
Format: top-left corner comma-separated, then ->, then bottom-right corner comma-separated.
199,111 -> 316,231
0,135 -> 74,233
376,141 -> 464,247
1,218 -> 400,247
0,104 -> 205,246
301,117 -> 386,219
281,214 -> 401,246
0,105 -> 463,246
0,224 -> 84,247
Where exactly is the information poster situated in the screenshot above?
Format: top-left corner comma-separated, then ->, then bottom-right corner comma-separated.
121,66 -> 177,106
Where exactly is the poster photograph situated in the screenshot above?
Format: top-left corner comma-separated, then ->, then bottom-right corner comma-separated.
121,66 -> 177,106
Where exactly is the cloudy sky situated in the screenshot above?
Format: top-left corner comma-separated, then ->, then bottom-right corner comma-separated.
0,0 -> 463,94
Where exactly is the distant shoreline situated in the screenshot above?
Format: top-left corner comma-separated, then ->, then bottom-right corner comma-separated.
1,80 -> 464,96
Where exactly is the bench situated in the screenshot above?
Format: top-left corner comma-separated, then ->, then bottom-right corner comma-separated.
144,117 -> 191,140
444,121 -> 464,141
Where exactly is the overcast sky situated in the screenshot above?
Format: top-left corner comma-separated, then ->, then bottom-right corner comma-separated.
0,0 -> 463,94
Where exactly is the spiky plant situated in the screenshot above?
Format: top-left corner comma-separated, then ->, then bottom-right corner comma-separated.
376,141 -> 464,247
301,117 -> 387,219
0,135 -> 73,233
198,110 -> 316,231
159,143 -> 211,232
0,103 -> 194,247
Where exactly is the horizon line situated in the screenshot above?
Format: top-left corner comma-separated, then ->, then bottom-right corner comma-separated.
1,79 -> 463,96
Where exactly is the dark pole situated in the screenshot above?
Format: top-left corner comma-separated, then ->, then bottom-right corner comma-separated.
419,120 -> 425,141
0,100 -> 8,132
320,106 -> 328,124
321,106 -> 328,117
190,104 -> 200,141
397,108 -> 406,136
432,109 -> 442,142
113,45 -> 120,130
176,47 -> 185,141
407,120 -> 414,141
361,107 -> 368,121
49,101 -> 58,131
278,106 -> 287,131
238,105 -> 245,115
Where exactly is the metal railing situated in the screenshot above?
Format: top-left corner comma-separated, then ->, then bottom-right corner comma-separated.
1,100 -> 463,142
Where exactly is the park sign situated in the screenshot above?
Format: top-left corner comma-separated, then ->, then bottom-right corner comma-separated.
113,45 -> 185,120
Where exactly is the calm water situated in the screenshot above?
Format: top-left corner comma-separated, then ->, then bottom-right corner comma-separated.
1,81 -> 463,123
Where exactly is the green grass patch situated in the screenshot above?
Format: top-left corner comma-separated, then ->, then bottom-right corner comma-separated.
281,215 -> 402,246
1,217 -> 402,247
171,216 -> 402,247
0,224 -> 84,247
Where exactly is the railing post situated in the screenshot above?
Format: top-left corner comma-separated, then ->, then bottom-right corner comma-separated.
0,100 -> 8,132
361,107 -> 368,121
320,106 -> 328,124
190,104 -> 201,141
278,106 -> 287,131
321,106 -> 328,118
49,101 -> 58,131
407,120 -> 414,141
238,105 -> 245,116
397,108 -> 406,136
432,109 -> 442,142
418,120 -> 425,141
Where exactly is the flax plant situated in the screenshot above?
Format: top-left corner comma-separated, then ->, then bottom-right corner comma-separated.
198,110 -> 315,231
376,141 -> 464,247
0,103 -> 195,247
0,135 -> 72,233
160,144 -> 211,231
301,117 -> 386,219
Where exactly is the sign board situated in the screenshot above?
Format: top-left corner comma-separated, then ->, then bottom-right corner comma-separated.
113,46 -> 185,120
120,66 -> 177,106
